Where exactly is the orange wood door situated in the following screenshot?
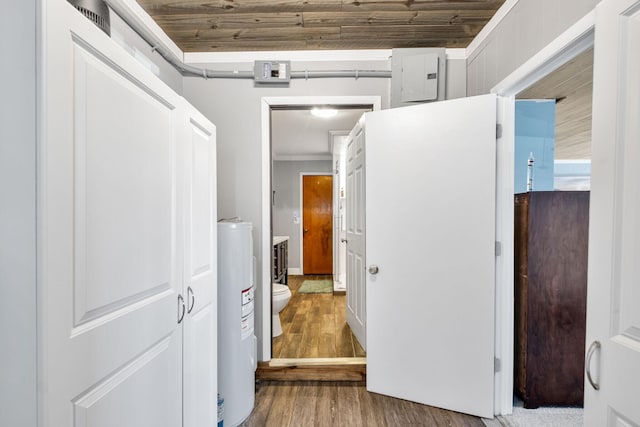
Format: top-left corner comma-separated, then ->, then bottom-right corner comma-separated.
303,175 -> 333,274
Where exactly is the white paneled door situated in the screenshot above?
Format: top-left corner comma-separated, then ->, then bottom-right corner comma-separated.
363,95 -> 497,418
584,1 -> 640,425
182,104 -> 217,427
345,116 -> 367,351
40,2 -> 214,426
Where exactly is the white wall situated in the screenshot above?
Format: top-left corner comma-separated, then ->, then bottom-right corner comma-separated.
0,2 -> 37,425
447,58 -> 467,100
467,0 -> 600,95
273,160 -> 333,271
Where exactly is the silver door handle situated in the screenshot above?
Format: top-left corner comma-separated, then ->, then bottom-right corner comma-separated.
586,340 -> 601,391
187,286 -> 195,314
368,265 -> 379,274
177,294 -> 186,324
304,228 -> 308,233
341,238 -> 348,243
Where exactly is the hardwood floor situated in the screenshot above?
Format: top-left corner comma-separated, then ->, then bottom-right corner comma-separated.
272,275 -> 365,359
256,277 -> 485,426
244,381 -> 486,427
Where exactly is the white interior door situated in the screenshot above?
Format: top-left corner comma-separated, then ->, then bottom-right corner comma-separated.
584,1 -> 640,425
366,95 -> 497,418
345,116 -> 367,350
182,103 -> 217,427
42,3 -> 182,425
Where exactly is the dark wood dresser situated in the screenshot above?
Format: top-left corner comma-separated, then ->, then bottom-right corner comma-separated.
514,191 -> 590,408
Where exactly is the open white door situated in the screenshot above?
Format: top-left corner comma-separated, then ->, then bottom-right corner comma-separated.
365,95 -> 497,418
584,1 -> 640,425
346,116 -> 367,350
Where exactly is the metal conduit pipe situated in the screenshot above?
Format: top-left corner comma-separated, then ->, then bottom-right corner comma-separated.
103,0 -> 392,80
291,70 -> 392,79
185,66 -> 254,79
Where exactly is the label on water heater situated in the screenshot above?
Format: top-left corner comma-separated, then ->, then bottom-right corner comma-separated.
240,286 -> 254,340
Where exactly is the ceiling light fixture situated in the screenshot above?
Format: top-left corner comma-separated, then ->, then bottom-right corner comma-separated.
311,108 -> 338,118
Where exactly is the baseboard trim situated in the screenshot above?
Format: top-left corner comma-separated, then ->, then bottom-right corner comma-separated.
257,358 -> 366,381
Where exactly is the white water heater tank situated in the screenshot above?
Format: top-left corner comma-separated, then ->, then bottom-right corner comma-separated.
217,220 -> 257,427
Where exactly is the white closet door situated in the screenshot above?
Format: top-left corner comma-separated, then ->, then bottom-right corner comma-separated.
41,2 -> 182,425
345,116 -> 367,351
182,101 -> 217,427
584,0 -> 640,425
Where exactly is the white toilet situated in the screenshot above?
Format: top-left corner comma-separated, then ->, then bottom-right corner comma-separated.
272,283 -> 291,337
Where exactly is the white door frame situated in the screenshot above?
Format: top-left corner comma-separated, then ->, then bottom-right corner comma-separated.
491,11 -> 595,415
260,96 -> 381,361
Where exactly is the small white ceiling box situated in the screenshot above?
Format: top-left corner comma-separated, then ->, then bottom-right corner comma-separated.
401,53 -> 439,103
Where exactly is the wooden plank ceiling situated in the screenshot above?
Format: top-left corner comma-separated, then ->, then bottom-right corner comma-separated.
135,0 -> 505,52
517,48 -> 594,160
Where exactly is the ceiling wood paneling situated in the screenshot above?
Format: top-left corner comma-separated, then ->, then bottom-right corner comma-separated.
518,48 -> 594,160
136,0 -> 505,52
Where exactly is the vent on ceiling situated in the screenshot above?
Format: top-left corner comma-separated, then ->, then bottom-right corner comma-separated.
68,0 -> 111,36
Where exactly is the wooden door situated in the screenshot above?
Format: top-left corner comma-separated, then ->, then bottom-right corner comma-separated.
42,3 -> 183,425
302,175 -> 333,274
584,1 -> 640,425
365,94 -> 497,418
345,117 -> 367,351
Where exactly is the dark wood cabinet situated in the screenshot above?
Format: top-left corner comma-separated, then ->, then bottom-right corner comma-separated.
514,191 -> 590,408
273,239 -> 288,285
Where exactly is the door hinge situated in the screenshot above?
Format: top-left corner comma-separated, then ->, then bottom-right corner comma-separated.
496,123 -> 502,139
495,241 -> 502,257
495,357 -> 501,373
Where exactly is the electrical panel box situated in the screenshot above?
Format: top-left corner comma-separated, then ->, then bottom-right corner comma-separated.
391,48 -> 446,108
401,53 -> 439,102
254,60 -> 291,84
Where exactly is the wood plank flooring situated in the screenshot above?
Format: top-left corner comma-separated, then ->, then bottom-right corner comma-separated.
272,275 -> 365,359
256,358 -> 366,381
244,381 -> 486,427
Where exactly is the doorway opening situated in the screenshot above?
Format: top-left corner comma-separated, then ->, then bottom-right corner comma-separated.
509,47 -> 593,417
260,96 -> 381,373
491,13 -> 594,417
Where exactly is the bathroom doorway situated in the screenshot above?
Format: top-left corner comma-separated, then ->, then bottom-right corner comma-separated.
263,96 -> 380,369
270,105 -> 368,361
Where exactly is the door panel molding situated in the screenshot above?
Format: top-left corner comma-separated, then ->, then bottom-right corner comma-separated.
72,336 -> 173,419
